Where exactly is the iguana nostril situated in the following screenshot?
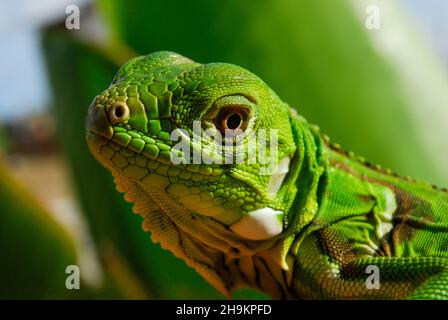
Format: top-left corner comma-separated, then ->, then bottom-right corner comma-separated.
86,103 -> 113,139
108,102 -> 130,124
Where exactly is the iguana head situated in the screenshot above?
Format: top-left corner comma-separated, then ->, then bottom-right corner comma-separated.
86,51 -> 299,242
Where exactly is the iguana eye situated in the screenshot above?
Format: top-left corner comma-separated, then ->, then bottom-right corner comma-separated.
215,107 -> 249,134
108,102 -> 129,124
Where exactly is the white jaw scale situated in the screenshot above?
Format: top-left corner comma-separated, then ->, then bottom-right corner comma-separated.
229,157 -> 290,240
267,156 -> 290,196
229,207 -> 284,240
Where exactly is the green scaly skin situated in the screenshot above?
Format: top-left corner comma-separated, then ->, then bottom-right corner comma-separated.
86,51 -> 448,299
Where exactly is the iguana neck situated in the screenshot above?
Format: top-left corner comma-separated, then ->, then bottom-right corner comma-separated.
281,113 -> 326,238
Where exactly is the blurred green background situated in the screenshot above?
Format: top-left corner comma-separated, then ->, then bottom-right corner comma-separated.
0,0 -> 447,299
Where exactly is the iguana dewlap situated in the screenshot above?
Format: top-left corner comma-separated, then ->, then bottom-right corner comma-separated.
86,51 -> 448,299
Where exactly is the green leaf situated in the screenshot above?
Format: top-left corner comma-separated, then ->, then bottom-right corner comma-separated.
0,161 -> 77,299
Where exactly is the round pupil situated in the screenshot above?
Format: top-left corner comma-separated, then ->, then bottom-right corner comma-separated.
114,106 -> 124,118
226,113 -> 242,130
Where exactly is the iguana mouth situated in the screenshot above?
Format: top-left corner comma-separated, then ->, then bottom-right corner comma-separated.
87,128 -> 220,182
86,103 -> 224,184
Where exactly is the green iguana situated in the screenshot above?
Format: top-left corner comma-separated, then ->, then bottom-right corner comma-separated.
86,51 -> 448,299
